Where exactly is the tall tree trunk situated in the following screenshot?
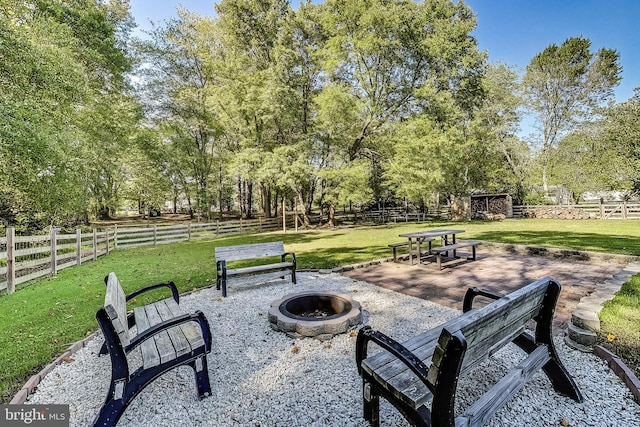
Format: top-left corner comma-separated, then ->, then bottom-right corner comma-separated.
328,201 -> 336,227
237,178 -> 244,218
246,181 -> 253,219
296,193 -> 310,227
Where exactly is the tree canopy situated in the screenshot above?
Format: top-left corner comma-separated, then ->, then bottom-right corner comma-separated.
1,0 -> 635,232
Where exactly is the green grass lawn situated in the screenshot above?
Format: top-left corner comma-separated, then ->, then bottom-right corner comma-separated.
1,219 -> 639,402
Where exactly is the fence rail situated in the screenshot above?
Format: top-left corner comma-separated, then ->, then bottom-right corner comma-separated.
0,216 -> 287,294
512,201 -> 640,220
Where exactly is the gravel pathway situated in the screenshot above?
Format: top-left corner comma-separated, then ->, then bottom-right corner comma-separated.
28,273 -> 640,427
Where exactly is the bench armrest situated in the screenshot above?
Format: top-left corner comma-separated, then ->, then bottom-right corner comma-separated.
356,326 -> 431,387
281,252 -> 296,265
462,287 -> 503,313
125,310 -> 212,353
124,280 -> 180,304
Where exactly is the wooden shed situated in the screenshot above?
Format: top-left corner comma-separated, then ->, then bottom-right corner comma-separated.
470,193 -> 513,219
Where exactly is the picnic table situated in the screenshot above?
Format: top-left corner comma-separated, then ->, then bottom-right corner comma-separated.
398,229 -> 465,265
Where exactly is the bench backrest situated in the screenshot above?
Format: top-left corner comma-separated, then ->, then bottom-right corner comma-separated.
103,272 -> 130,347
215,241 -> 286,262
427,276 -> 552,386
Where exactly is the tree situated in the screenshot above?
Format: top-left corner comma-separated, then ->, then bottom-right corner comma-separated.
522,36 -> 621,192
472,63 -> 530,201
314,0 -> 485,222
597,88 -> 640,194
0,0 -> 133,229
136,10 -> 225,220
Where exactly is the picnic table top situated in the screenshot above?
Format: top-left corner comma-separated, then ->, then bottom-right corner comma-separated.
398,229 -> 465,239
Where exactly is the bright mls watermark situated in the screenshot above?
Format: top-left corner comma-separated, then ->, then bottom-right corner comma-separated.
1,405 -> 69,426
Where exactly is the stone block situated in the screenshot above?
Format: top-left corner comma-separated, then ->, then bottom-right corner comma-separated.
567,322 -> 597,347
571,309 -> 600,332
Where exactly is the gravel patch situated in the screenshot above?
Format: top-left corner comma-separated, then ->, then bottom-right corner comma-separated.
28,273 -> 640,426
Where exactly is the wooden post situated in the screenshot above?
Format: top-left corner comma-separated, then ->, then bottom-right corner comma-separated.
188,222 -> 192,240
105,227 -> 110,255
76,229 -> 82,266
93,228 -> 98,261
114,224 -> 118,250
6,226 -> 15,293
282,199 -> 286,234
623,201 -> 628,220
153,225 -> 157,245
51,227 -> 58,275
599,198 -> 604,219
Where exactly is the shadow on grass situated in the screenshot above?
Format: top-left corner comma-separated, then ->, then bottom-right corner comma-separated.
471,230 -> 640,255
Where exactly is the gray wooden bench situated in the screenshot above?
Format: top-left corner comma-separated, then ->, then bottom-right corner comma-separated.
94,272 -> 213,427
215,241 -> 296,297
355,276 -> 583,427
431,240 -> 481,269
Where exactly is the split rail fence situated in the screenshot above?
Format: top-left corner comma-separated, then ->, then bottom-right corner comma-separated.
0,216 -> 286,294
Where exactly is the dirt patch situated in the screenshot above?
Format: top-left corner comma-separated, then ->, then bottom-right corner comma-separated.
343,251 -> 621,335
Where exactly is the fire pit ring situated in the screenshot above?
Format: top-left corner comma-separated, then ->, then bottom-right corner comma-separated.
268,292 -> 362,339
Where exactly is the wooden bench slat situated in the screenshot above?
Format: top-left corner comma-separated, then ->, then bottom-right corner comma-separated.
457,345 -> 551,427
155,299 -> 193,357
105,274 -> 130,347
215,242 -> 286,262
431,240 -> 481,253
226,261 -> 294,276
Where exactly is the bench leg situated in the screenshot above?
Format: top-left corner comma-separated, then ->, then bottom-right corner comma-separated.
363,381 -> 380,427
471,245 -> 476,261
392,247 -> 397,261
291,268 -> 297,284
192,356 -> 212,398
436,253 -> 442,270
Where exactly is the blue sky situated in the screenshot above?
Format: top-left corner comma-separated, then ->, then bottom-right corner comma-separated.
130,0 -> 639,103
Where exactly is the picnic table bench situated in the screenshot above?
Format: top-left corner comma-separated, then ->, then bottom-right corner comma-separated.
94,272 -> 213,427
215,241 -> 296,297
431,240 -> 481,269
355,276 -> 583,427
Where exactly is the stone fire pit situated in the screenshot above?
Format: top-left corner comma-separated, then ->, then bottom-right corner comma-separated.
268,291 -> 362,339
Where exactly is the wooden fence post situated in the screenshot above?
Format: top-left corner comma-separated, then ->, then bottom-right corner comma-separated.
6,226 -> 15,293
153,225 -> 157,245
282,200 -> 286,234
76,229 -> 82,266
93,229 -> 98,261
51,227 -> 58,276
105,227 -> 110,254
623,201 -> 628,220
599,199 -> 604,219
188,222 -> 192,241
114,224 -> 118,249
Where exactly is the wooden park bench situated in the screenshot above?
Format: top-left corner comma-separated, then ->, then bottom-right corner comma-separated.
215,241 -> 296,297
431,240 -> 481,269
94,272 -> 213,427
355,276 -> 583,427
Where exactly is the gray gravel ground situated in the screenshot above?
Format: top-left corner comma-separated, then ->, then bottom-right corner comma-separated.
28,273 -> 640,427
